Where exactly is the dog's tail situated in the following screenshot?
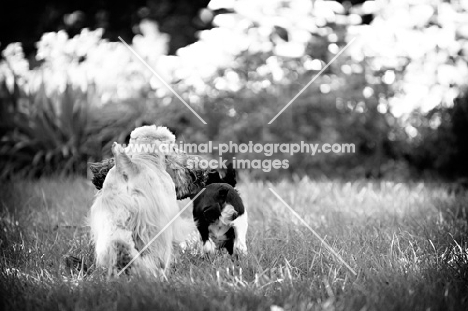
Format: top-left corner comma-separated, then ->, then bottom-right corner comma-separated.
222,162 -> 237,188
205,162 -> 237,188
172,216 -> 197,243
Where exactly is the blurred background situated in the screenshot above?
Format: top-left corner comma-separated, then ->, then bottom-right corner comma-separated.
0,0 -> 467,182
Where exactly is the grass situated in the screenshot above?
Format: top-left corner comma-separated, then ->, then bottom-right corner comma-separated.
0,177 -> 467,310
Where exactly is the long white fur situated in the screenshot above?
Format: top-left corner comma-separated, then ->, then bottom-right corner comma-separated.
129,125 -> 176,144
231,210 -> 248,255
89,126 -> 194,277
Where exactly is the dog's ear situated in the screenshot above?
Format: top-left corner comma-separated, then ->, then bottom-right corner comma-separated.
203,204 -> 221,223
112,142 -> 138,179
218,187 -> 229,204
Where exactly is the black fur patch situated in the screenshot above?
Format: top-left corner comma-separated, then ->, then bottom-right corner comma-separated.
193,183 -> 244,255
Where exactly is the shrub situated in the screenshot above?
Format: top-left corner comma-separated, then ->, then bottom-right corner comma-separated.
0,81 -> 100,178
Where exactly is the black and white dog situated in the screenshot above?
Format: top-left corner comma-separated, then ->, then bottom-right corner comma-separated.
192,167 -> 248,255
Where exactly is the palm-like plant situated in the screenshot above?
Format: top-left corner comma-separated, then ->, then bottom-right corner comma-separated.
0,80 -> 99,178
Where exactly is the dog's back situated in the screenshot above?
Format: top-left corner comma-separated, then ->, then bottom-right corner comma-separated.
89,127 -> 196,276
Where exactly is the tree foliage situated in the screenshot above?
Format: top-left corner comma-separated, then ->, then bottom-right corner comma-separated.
1,0 -> 467,181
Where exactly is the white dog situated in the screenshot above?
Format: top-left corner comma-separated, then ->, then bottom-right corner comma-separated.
89,126 -> 194,277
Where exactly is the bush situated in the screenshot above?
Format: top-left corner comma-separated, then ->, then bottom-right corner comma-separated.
2,0 -> 467,181
0,82 -> 99,178
0,77 -> 209,179
406,94 -> 468,181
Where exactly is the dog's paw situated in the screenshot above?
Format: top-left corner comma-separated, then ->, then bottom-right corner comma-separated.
202,240 -> 216,255
234,241 -> 248,256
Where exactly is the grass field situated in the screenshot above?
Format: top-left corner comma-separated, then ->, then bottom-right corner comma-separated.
1,177 -> 467,310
